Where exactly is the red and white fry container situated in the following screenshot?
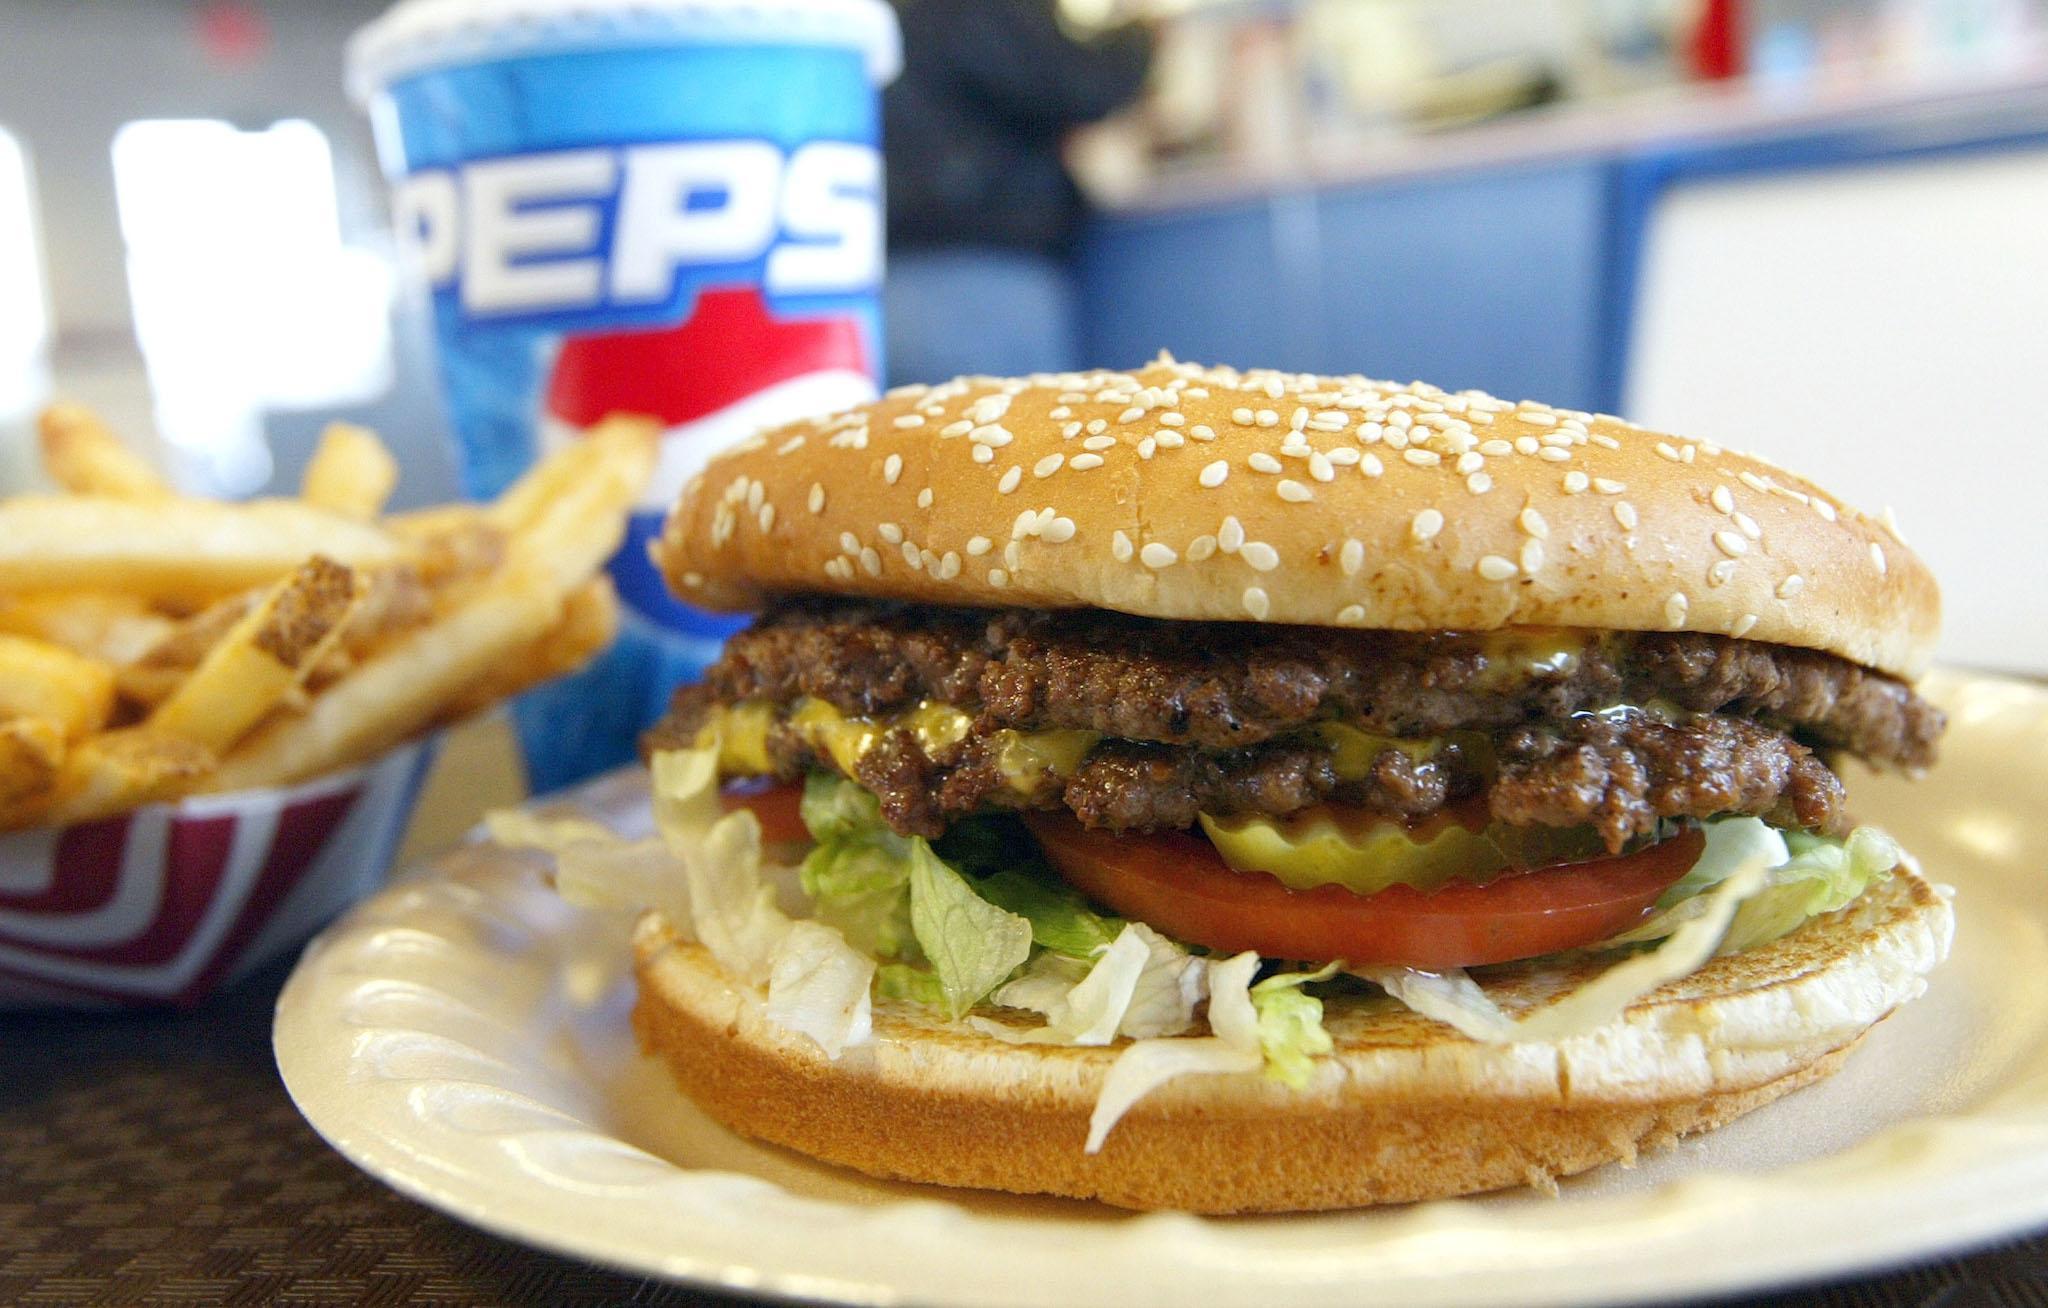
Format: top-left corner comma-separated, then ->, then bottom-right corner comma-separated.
0,739 -> 436,1009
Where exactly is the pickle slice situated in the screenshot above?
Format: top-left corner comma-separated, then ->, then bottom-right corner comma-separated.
1198,805 -> 1607,896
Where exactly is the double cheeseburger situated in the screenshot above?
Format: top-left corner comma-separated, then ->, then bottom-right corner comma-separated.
618,358 -> 1951,1213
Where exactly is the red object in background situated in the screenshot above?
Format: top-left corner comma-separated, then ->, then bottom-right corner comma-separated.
194,1 -> 271,68
545,287 -> 870,429
1691,0 -> 1745,80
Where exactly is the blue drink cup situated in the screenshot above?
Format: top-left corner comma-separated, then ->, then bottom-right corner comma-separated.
348,0 -> 899,792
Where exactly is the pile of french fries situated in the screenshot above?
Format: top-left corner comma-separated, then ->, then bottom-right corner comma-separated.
0,404 -> 656,831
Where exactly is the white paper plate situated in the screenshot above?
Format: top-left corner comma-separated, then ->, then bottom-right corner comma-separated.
275,669 -> 2048,1307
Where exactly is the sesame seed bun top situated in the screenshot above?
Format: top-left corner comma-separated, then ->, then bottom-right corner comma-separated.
653,357 -> 1940,680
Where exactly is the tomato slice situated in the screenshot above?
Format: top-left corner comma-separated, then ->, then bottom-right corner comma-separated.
719,780 -> 809,845
1024,815 -> 1704,970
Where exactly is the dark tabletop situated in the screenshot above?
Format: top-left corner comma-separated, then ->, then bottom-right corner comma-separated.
3,954 -> 2044,1308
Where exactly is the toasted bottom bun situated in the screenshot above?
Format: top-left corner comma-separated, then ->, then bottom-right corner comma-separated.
630,870 -> 1953,1213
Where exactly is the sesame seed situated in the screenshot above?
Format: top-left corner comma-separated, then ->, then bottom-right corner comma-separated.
808,483 -> 826,514
989,568 -> 1008,588
884,453 -> 904,484
1411,509 -> 1444,543
966,535 -> 992,557
1456,452 -> 1484,474
1290,407 -> 1309,431
1656,442 -> 1682,462
1337,604 -> 1367,624
1870,542 -> 1887,575
1591,433 -> 1621,449
1777,574 -> 1804,598
1043,516 -> 1077,543
1061,422 -> 1082,439
970,424 -> 1012,446
1681,445 -> 1696,464
1070,453 -> 1105,470
1006,541 -> 1023,569
758,503 -> 775,532
1326,447 -> 1359,466
1341,538 -> 1365,576
1734,512 -> 1761,540
893,414 -> 924,429
903,541 -> 923,568
1359,423 -> 1385,444
1199,460 -> 1229,488
972,445 -> 994,464
997,466 -> 1022,494
1242,586 -> 1271,620
1309,452 -> 1335,482
1713,530 -> 1748,558
917,487 -> 934,509
1011,510 -> 1038,540
747,480 -> 765,512
1813,499 -> 1837,522
1219,516 -> 1246,553
1191,424 -> 1217,442
1155,431 -> 1185,449
1111,530 -> 1133,562
1709,559 -> 1738,587
1480,439 -> 1513,457
1034,453 -> 1065,479
1711,485 -> 1735,514
1360,453 -> 1384,478
1563,471 -> 1590,494
1594,477 -> 1625,495
1187,534 -> 1218,561
939,551 -> 961,579
1118,406 -> 1145,425
1087,418 -> 1108,436
1664,592 -> 1689,628
1739,470 -> 1772,493
839,531 -> 860,554
778,435 -> 806,455
1514,436 -> 1540,455
939,420 -> 972,438
1404,449 -> 1442,467
1519,507 -> 1550,539
1141,542 -> 1178,569
1537,446 -> 1571,463
1520,539 -> 1544,573
1277,479 -> 1314,503
1160,412 -> 1185,427
1241,541 -> 1280,571
1256,409 -> 1280,427
1477,555 -> 1519,581
859,547 -> 882,577
1466,472 -> 1492,495
1731,613 -> 1758,638
1232,407 -> 1254,425
1247,452 -> 1281,475
1137,438 -> 1157,459
878,522 -> 904,545
1614,501 -> 1639,530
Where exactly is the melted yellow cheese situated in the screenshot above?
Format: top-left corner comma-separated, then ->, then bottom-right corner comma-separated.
1467,628 -> 1595,690
699,698 -> 1097,796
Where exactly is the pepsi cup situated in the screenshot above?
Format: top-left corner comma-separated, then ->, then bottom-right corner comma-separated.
349,0 -> 899,790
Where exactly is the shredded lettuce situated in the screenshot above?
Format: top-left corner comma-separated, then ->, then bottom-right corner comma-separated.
1251,963 -> 1341,1088
874,962 -> 947,1008
1356,858 -> 1770,1043
971,868 -> 1121,958
907,836 -> 1034,1019
1087,952 -> 1264,1152
972,921 -> 1207,1045
796,773 -> 917,958
766,920 -> 875,1057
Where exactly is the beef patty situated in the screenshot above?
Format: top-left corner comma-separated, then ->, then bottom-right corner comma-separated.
683,598 -> 1941,769
650,599 -> 1930,849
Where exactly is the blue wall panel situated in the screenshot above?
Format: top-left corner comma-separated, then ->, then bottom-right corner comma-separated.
1078,161 -> 1610,409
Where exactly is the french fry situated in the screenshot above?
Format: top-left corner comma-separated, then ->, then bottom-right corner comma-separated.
488,415 -> 660,536
208,429 -> 651,789
147,557 -> 360,755
115,592 -> 262,709
37,404 -> 172,500
19,730 -> 215,829
302,423 -> 399,520
438,577 -> 618,722
0,496 -> 403,602
0,717 -> 66,810
0,636 -> 116,739
206,559 -> 569,790
0,592 -> 177,665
